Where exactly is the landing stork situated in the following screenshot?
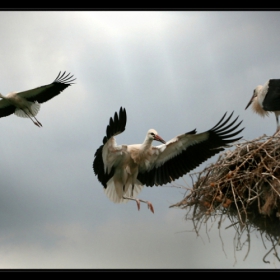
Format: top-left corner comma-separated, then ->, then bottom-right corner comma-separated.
0,71 -> 76,127
93,107 -> 244,213
245,79 -> 280,133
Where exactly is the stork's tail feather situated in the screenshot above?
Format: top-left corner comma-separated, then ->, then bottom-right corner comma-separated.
104,178 -> 144,204
14,101 -> 40,118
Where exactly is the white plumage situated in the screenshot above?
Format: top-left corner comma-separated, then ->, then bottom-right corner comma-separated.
93,107 -> 244,213
245,79 -> 280,133
0,71 -> 76,127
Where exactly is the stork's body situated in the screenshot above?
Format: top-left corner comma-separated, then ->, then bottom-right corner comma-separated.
93,107 -> 244,213
245,79 -> 280,133
0,71 -> 76,127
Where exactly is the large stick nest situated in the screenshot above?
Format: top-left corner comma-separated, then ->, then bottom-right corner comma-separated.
170,134 -> 280,263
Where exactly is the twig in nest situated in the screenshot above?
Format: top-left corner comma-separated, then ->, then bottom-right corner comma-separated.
171,135 -> 280,264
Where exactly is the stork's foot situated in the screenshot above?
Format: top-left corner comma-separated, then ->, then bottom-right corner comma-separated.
34,122 -> 43,127
137,198 -> 154,213
135,199 -> 141,211
123,196 -> 154,213
147,201 -> 154,214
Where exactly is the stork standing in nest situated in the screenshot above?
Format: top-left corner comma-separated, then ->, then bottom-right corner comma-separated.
245,79 -> 280,133
93,107 -> 244,213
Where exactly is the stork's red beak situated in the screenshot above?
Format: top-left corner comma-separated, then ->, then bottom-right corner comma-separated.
154,134 -> 166,144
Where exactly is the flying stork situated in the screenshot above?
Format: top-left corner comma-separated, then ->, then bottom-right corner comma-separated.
245,79 -> 280,133
0,71 -> 76,127
93,107 -> 244,213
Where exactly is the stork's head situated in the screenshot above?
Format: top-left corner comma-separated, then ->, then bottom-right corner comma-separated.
245,86 -> 262,110
245,85 -> 268,117
147,129 -> 166,144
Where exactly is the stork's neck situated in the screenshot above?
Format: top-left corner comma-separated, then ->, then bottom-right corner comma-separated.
141,137 -> 153,151
252,96 -> 269,117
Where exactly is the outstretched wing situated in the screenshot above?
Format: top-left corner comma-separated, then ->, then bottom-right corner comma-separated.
19,71 -> 76,103
0,100 -> 16,117
93,107 -> 127,188
137,112 -> 244,187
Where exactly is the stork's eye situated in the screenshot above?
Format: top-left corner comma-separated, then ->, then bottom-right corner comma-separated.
150,132 -> 155,136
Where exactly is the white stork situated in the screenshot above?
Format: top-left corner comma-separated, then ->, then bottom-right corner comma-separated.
93,107 -> 244,213
245,79 -> 280,133
0,71 -> 76,127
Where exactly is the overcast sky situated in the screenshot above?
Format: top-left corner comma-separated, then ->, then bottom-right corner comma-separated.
0,11 -> 280,269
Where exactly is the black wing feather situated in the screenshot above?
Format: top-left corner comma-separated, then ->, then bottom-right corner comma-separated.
262,79 -> 280,111
93,144 -> 115,188
103,107 -> 126,144
26,71 -> 76,103
138,112 -> 244,187
93,107 -> 127,188
0,105 -> 16,117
